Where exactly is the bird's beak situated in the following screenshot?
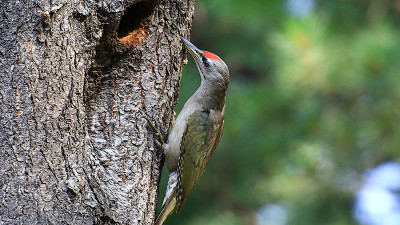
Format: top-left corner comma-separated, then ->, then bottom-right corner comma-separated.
180,36 -> 201,59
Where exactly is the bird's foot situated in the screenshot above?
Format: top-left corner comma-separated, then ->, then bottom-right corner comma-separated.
143,114 -> 166,150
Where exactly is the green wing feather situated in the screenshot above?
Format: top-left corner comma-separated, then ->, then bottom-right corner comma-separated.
175,109 -> 224,212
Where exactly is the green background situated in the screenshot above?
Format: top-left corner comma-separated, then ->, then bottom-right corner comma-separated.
158,0 -> 400,224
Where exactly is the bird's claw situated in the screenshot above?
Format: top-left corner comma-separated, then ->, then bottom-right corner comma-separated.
144,116 -> 166,150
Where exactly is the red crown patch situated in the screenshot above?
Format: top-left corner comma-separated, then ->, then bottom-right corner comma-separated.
204,51 -> 221,60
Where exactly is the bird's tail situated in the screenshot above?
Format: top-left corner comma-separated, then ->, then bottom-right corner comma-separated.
154,172 -> 178,225
154,190 -> 176,225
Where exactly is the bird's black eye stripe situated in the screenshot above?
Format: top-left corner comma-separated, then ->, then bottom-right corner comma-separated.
202,56 -> 210,67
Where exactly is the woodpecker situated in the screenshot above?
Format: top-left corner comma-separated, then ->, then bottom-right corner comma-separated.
153,36 -> 229,225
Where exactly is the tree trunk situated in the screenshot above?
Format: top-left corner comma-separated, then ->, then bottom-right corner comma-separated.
0,0 -> 194,224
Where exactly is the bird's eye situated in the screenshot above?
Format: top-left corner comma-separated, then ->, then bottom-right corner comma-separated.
202,57 -> 210,67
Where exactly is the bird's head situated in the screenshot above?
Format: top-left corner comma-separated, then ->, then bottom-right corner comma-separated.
180,36 -> 229,88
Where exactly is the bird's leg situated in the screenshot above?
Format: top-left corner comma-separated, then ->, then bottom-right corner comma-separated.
144,116 -> 166,149
171,110 -> 177,127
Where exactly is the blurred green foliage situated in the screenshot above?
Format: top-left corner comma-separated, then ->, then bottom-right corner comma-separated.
158,0 -> 400,224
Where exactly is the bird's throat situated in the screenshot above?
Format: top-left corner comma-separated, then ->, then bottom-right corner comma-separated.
194,80 -> 227,111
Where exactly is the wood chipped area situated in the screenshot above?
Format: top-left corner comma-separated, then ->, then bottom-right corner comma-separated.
118,22 -> 149,46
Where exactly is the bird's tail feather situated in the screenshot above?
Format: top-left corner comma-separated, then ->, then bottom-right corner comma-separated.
154,172 -> 178,225
154,190 -> 176,225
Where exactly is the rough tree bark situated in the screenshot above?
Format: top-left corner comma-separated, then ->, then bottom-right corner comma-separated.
0,0 -> 194,224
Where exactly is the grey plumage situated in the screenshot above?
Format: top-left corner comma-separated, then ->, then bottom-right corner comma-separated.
154,36 -> 229,225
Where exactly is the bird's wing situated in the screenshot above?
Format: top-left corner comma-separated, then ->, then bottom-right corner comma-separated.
175,109 -> 225,212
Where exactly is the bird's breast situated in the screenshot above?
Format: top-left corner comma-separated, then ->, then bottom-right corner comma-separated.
164,105 -> 196,172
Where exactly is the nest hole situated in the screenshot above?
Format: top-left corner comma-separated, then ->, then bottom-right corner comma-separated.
117,0 -> 154,46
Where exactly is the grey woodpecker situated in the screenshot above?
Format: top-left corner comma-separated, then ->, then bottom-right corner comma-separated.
153,36 -> 229,225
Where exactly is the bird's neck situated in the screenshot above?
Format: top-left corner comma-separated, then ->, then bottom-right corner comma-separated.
193,79 -> 228,111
